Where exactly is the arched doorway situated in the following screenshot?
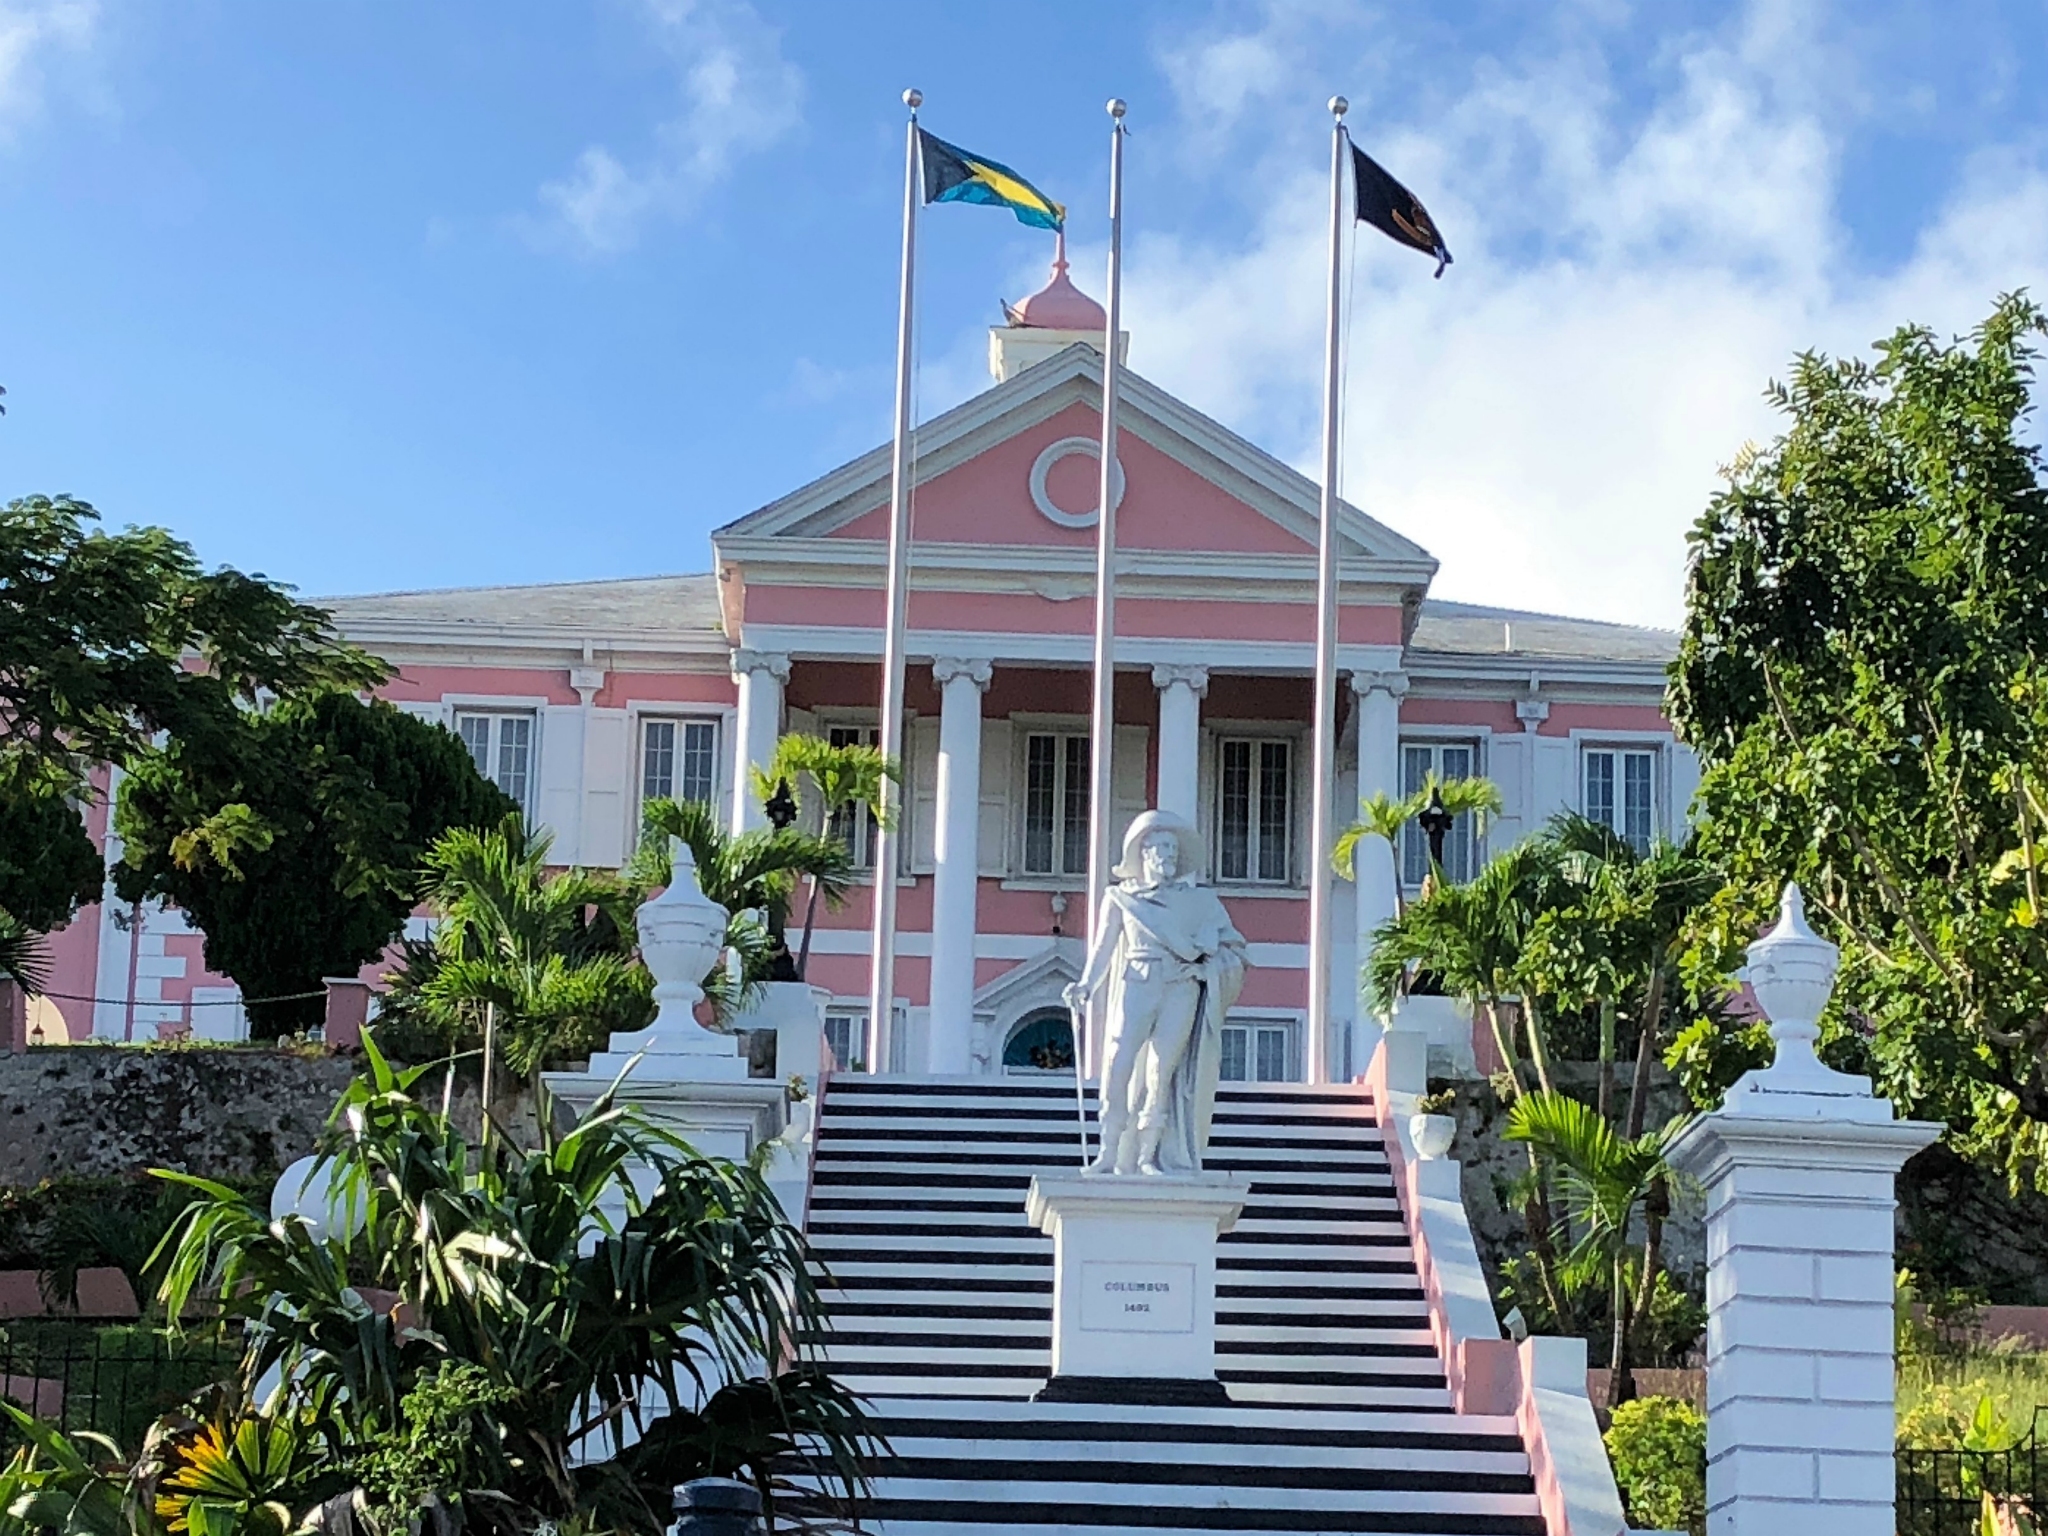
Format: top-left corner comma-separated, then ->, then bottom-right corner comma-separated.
1001,1009 -> 1074,1074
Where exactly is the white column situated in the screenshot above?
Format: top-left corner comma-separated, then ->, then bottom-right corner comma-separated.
928,656 -> 992,1073
1669,886 -> 1939,1536
1350,669 -> 1407,1069
728,649 -> 789,835
1150,664 -> 1209,826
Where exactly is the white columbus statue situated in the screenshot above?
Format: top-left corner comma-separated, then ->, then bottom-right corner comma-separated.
1064,810 -> 1250,1176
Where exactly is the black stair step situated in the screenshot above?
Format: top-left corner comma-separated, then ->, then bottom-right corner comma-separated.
1216,1339 -> 1441,1359
810,1169 -> 1397,1194
1218,1368 -> 1447,1390
857,1457 -> 1534,1497
827,1301 -> 1050,1320
815,1274 -> 1054,1295
1219,1229 -> 1407,1249
838,1497 -> 1542,1534
811,1249 -> 1053,1268
809,1222 -> 1052,1240
804,1330 -> 1049,1350
1216,1311 -> 1430,1330
824,1359 -> 1047,1379
1217,1256 -> 1415,1275
863,1414 -> 1524,1454
1219,1283 -> 1425,1301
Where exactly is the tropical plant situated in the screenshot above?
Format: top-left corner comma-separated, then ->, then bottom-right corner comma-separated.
382,813 -> 650,1078
1668,295 -> 2048,1189
1506,1090 -> 1692,1408
1603,1395 -> 1705,1536
1334,774 -> 1503,928
153,1407 -> 319,1536
114,693 -> 516,1034
630,795 -> 854,991
752,734 -> 895,978
1366,838 -> 1562,1096
0,1402 -> 139,1536
152,1037 -> 876,1534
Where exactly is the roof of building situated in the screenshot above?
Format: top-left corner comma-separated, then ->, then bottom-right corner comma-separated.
316,573 -> 724,635
1001,233 -> 1107,331
1411,599 -> 1677,664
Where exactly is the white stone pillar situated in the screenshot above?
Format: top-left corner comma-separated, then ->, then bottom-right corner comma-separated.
928,656 -> 992,1073
1669,885 -> 1939,1536
1349,669 -> 1407,1071
1151,664 -> 1209,826
728,648 -> 790,835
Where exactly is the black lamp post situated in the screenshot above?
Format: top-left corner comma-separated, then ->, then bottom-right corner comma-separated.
761,777 -> 801,983
1417,785 -> 1455,872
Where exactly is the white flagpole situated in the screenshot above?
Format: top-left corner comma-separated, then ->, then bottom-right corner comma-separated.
1306,96 -> 1349,1085
866,86 -> 922,1074
1082,97 -> 1128,1079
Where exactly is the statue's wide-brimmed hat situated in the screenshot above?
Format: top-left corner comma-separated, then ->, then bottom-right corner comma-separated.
1113,809 -> 1208,882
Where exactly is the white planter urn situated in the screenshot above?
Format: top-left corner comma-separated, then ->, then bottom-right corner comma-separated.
636,838 -> 730,1036
1408,1112 -> 1456,1161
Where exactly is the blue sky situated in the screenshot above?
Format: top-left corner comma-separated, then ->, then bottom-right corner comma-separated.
1,1 -> 2044,627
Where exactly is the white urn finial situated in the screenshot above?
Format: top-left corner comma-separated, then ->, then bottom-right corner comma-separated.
636,837 -> 730,1031
1745,882 -> 1838,1079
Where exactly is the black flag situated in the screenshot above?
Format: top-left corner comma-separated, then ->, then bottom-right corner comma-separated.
1351,143 -> 1451,277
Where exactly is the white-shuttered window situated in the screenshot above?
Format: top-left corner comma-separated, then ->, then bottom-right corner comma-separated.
1400,740 -> 1479,886
1022,732 -> 1090,877
1215,737 -> 1293,884
641,718 -> 718,808
455,711 -> 535,813
1219,1018 -> 1300,1083
1584,748 -> 1657,855
828,725 -> 880,870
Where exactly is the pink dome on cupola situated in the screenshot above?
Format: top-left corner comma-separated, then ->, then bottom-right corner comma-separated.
1002,231 -> 1107,331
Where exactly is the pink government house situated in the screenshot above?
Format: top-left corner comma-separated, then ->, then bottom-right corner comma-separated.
41,253 -> 1690,1082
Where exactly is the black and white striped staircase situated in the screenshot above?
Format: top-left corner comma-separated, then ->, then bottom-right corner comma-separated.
795,1075 -> 1547,1535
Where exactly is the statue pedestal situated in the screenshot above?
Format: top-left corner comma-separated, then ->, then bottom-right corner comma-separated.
546,1023 -> 783,1163
1025,1173 -> 1250,1405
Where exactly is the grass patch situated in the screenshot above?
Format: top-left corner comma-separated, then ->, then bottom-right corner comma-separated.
1898,1350 -> 2048,1449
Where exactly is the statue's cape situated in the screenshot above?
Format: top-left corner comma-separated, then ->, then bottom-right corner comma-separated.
1099,880 -> 1248,1173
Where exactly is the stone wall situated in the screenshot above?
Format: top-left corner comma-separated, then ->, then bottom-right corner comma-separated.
0,1046 -> 550,1186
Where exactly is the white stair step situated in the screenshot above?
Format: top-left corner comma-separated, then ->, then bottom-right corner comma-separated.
851,1477 -> 1539,1518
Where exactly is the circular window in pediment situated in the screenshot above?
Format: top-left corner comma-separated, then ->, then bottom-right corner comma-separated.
1029,436 -> 1127,529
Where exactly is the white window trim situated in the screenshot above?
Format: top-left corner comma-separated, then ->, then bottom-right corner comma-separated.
1218,1010 -> 1307,1085
1199,720 -> 1306,892
626,705 -> 731,847
449,702 -> 544,817
1396,733 -> 1489,888
1568,730 -> 1672,842
806,710 -> 918,886
1009,714 -> 1092,886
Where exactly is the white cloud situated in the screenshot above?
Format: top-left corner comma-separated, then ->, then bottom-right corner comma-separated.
0,0 -> 96,137
1100,0 -> 2048,629
531,0 -> 803,257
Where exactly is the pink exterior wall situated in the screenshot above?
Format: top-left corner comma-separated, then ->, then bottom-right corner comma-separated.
827,402 -> 1312,557
383,665 -> 583,706
598,672 -> 736,709
1538,702 -> 1671,736
1399,697 -> 1523,734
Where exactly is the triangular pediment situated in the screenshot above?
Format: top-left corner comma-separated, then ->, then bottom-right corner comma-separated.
715,345 -> 1435,576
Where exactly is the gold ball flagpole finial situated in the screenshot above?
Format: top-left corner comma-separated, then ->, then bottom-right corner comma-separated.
903,87 -> 922,110
1107,98 -> 1127,120
1329,95 -> 1349,119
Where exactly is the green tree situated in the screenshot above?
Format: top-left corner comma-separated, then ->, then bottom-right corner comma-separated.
0,494 -> 382,965
1507,1090 -> 1691,1409
113,693 -> 514,1034
154,1041 -> 876,1534
756,734 -> 895,977
1668,295 -> 2048,1187
381,813 -> 652,1079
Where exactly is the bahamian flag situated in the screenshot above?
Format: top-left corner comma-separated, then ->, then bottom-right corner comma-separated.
1351,142 -> 1451,277
918,129 -> 1064,230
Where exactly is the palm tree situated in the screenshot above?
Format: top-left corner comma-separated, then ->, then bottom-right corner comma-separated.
1506,1089 -> 1691,1410
755,734 -> 896,977
629,795 -> 854,991
386,813 -> 651,1079
155,1038 -> 878,1533
1334,774 -> 1504,924
1365,838 -> 1562,1097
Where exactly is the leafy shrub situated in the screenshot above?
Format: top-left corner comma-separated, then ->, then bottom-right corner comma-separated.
1605,1395 -> 1706,1536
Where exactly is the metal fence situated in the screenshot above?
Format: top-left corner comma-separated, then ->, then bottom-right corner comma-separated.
0,1320 -> 242,1450
1899,1406 -> 2048,1536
